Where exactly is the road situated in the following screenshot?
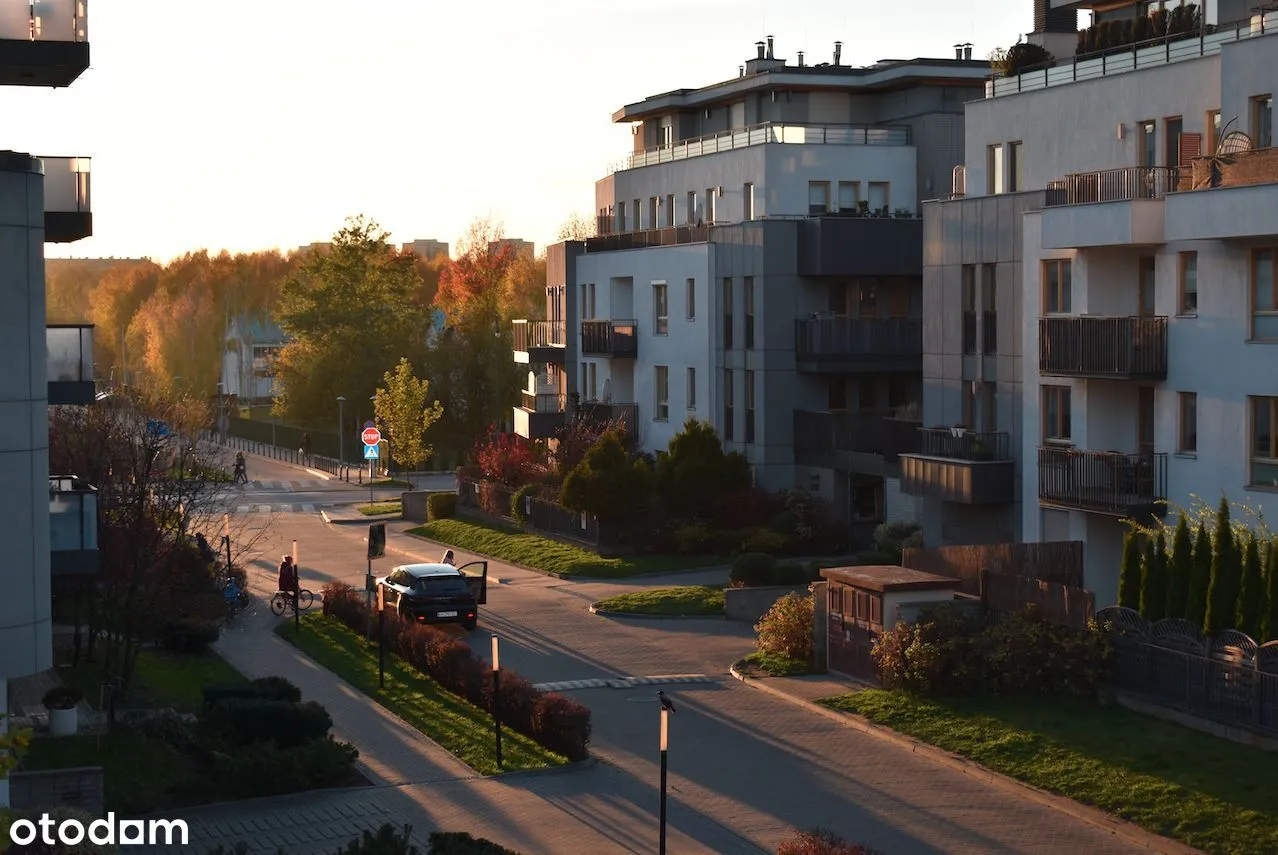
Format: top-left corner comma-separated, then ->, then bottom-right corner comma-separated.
193,451 -> 1156,855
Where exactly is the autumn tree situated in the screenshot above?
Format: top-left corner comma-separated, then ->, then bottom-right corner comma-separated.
557,213 -> 597,240
1238,533 -> 1265,639
87,261 -> 161,384
374,357 -> 444,479
273,215 -> 430,427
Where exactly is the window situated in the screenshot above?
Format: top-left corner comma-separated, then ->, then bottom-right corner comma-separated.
723,277 -> 734,349
654,366 -> 669,421
1252,95 -> 1273,149
685,277 -> 696,320
1139,120 -> 1156,167
1008,142 -> 1023,192
661,123 -> 672,148
705,188 -> 716,223
1164,116 -> 1183,166
1253,249 -> 1278,339
1178,252 -> 1198,315
982,264 -> 998,355
857,282 -> 878,318
1252,397 -> 1278,486
1178,392 -> 1197,454
1206,109 -> 1222,155
868,182 -> 889,212
837,181 -> 859,211
648,197 -> 658,230
617,201 -> 627,232
743,183 -> 754,220
1138,387 -> 1155,455
1043,259 -> 1072,314
827,377 -> 847,410
987,144 -> 1004,194
808,181 -> 830,215
665,194 -> 675,227
1139,256 -> 1155,316
744,276 -> 755,349
961,266 -> 977,354
745,370 -> 755,443
686,191 -> 696,224
686,367 -> 696,410
1043,386 -> 1072,441
582,362 -> 597,401
634,199 -> 641,229
579,283 -> 595,320
653,282 -> 668,335
723,369 -> 734,441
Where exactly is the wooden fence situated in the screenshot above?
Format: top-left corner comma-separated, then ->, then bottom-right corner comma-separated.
979,569 -> 1096,629
901,540 -> 1084,594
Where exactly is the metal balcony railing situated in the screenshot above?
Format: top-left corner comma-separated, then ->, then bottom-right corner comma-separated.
520,391 -> 565,413
1039,316 -> 1168,379
580,319 -> 637,358
1038,446 -> 1168,516
584,225 -> 709,253
794,410 -> 890,456
512,320 -> 565,352
917,428 -> 1012,461
795,317 -> 922,362
0,0 -> 88,42
577,401 -> 638,435
1044,166 -> 1180,206
47,323 -> 92,381
50,474 -> 97,552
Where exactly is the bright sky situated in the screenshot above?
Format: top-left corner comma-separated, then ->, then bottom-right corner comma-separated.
12,0 -> 1030,263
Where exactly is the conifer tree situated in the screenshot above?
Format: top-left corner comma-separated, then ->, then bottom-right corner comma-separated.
1238,534 -> 1265,639
1187,523 -> 1212,630
1262,541 -> 1278,643
1165,515 -> 1193,620
1204,496 -> 1239,636
1119,530 -> 1143,610
1141,530 -> 1169,622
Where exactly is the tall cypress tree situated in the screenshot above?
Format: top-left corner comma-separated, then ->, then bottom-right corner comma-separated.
1141,530 -> 1169,622
1204,496 -> 1235,636
1119,530 -> 1144,610
1263,540 -> 1278,643
1238,534 -> 1265,639
1187,523 -> 1212,630
1166,516 -> 1193,619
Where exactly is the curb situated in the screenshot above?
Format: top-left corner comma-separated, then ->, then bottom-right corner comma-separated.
491,755 -> 599,780
321,509 -> 401,526
726,665 -> 1204,855
588,603 -> 726,621
305,468 -> 332,481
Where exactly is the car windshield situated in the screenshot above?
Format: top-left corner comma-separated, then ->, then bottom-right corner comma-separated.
412,575 -> 469,595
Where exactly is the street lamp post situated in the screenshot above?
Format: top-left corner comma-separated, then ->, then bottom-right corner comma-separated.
221,513 -> 232,572
658,692 -> 676,855
491,635 -> 504,769
292,538 -> 300,635
369,395 -> 379,484
337,396 -> 347,477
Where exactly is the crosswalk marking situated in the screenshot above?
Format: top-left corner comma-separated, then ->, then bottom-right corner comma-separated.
247,480 -> 328,490
532,674 -> 715,692
234,503 -> 329,514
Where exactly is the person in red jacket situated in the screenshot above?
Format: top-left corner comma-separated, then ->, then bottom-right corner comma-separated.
277,555 -> 297,594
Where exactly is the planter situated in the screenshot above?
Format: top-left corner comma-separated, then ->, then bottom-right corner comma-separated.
48,706 -> 78,737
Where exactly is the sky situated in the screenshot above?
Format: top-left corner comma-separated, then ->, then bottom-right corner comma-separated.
10,0 -> 1031,263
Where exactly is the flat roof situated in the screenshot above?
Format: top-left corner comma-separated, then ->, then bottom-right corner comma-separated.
821,565 -> 961,593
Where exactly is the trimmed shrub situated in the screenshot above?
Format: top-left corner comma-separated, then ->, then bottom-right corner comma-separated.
334,823 -> 418,854
673,523 -> 713,554
872,603 -> 986,695
754,592 -> 814,662
731,552 -> 778,586
158,617 -> 221,654
485,669 -> 541,737
202,677 -> 302,710
710,487 -> 782,530
322,580 -> 367,627
777,827 -> 883,855
251,676 -> 303,703
427,492 -> 457,521
200,698 -> 333,748
531,694 -> 592,761
510,483 -> 538,523
428,832 -> 524,854
739,528 -> 789,555
200,736 -> 358,801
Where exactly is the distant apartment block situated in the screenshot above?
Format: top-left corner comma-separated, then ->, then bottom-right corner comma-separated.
491,238 -> 535,259
401,238 -> 449,260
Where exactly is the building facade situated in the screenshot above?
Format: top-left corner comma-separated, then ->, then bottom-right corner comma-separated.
919,0 -> 1278,603
220,315 -> 286,404
513,37 -> 988,538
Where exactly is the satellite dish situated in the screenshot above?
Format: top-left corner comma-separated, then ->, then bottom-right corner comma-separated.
1216,131 -> 1253,155
601,378 -> 612,403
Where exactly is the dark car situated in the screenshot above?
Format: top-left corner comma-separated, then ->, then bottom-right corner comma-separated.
377,562 -> 488,630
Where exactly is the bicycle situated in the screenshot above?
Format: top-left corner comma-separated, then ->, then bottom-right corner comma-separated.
270,588 -> 316,616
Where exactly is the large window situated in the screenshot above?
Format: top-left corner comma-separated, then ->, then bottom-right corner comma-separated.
1008,142 -> 1023,192
744,276 -> 755,349
982,264 -> 998,355
987,144 -> 1004,194
1139,120 -> 1157,167
665,193 -> 675,227
1164,116 -> 1183,166
1206,110 -> 1222,155
686,367 -> 696,410
961,266 -> 977,354
868,182 -> 889,212
654,366 -> 669,421
743,183 -> 754,220
1178,252 -> 1198,315
1178,392 -> 1197,454
653,282 -> 668,335
686,191 -> 696,224
722,278 -> 734,349
1043,385 -> 1072,441
837,181 -> 859,211
1252,95 -> 1273,149
1252,249 -> 1278,340
1251,396 -> 1278,487
686,277 -> 696,320
745,370 -> 755,443
580,283 -> 595,320
808,181 -> 830,215
723,369 -> 734,441
1043,259 -> 1072,314
705,188 -> 716,223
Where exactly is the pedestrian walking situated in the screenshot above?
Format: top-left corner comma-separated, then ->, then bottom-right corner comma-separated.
233,451 -> 248,485
301,432 -> 313,465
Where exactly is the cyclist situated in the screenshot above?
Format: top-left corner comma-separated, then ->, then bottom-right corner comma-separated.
278,555 -> 298,594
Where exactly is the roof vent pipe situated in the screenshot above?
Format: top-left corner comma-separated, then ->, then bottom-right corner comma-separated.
834,41 -> 842,65
954,43 -> 963,59
797,51 -> 804,66
766,35 -> 774,58
756,41 -> 765,59
963,43 -> 973,60
739,65 -> 745,77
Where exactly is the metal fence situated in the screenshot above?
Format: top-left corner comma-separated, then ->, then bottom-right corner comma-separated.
1096,606 -> 1278,737
209,431 -> 355,481
455,475 -> 611,547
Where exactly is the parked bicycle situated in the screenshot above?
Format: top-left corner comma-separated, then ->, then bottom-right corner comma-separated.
270,588 -> 316,616
224,575 -> 251,614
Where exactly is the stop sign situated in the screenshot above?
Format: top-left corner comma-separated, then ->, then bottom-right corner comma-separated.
362,426 -> 382,445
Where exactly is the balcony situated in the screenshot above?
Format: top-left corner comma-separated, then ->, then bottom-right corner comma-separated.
609,122 -> 911,174
41,155 -> 91,242
513,391 -> 565,440
0,0 -> 89,87
577,400 -> 638,436
581,319 -> 637,358
900,429 -> 1015,505
795,216 -> 923,277
795,317 -> 922,373
50,475 -> 98,576
1038,447 -> 1168,520
1166,148 -> 1278,241
47,323 -> 93,404
512,320 -> 566,364
1039,316 -> 1167,380
1045,167 -> 1180,207
584,225 -> 709,253
794,410 -> 886,470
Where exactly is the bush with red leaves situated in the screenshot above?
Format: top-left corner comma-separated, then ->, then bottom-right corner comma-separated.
776,828 -> 884,855
470,428 -> 540,487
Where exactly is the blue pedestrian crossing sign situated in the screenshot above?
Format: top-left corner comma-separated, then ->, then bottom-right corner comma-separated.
364,443 -> 380,459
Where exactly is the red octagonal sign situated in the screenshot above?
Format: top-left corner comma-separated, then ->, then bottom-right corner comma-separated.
361,427 -> 382,445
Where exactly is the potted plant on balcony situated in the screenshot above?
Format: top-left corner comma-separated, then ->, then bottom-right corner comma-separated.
857,200 -> 870,216
969,438 -> 994,461
893,208 -> 913,218
42,687 -> 83,736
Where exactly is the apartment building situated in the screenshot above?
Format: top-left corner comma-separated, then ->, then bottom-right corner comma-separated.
917,0 -> 1278,603
401,238 -> 449,260
0,0 -> 94,807
513,37 -> 988,537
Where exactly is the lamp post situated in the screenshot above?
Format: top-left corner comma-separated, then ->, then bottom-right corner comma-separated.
337,396 -> 347,475
292,538 -> 300,635
657,692 -> 676,855
221,513 -> 232,572
491,634 -> 503,769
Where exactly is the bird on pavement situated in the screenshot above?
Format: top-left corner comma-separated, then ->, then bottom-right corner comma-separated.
657,690 -> 676,713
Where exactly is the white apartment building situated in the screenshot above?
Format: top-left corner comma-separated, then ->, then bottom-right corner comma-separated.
0,0 -> 94,807
916,0 -> 1278,604
513,37 -> 989,540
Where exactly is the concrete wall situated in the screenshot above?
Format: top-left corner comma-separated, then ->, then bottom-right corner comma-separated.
0,156 -> 51,680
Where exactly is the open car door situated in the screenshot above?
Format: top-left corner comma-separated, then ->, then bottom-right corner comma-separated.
457,560 -> 488,605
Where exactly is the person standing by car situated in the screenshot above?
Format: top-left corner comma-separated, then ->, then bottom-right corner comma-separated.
441,549 -> 455,566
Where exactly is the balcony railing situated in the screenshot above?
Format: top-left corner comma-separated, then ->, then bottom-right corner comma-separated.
512,320 -> 566,360
577,401 -> 638,435
41,155 -> 90,211
50,474 -> 98,576
1038,447 -> 1168,518
584,225 -> 709,253
580,319 -> 637,358
47,323 -> 94,405
795,317 -> 922,368
1044,167 -> 1180,206
609,122 -> 911,174
1039,316 -> 1168,380
918,428 -> 1012,461
901,428 -> 1015,504
794,410 -> 888,458
520,391 -> 565,413
0,0 -> 88,42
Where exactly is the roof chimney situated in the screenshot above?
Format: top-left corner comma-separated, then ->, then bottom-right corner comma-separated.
834,41 -> 842,65
766,35 -> 774,59
954,43 -> 963,59
739,65 -> 745,77
797,51 -> 804,66
756,40 -> 766,59
963,43 -> 973,60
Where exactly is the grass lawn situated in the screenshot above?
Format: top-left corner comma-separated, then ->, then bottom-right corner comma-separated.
277,614 -> 567,775
593,585 -> 724,616
21,726 -> 198,815
408,517 -> 724,578
57,646 -> 249,712
367,478 -> 411,488
818,690 -> 1278,855
359,500 -> 402,516
739,651 -> 812,677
